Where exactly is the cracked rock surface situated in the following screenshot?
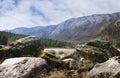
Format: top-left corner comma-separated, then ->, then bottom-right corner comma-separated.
0,57 -> 46,78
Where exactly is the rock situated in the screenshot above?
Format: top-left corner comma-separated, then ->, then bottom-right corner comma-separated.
0,57 -> 47,78
0,45 -> 13,61
76,46 -> 107,63
77,59 -> 94,72
74,40 -> 120,76
39,48 -> 78,69
88,56 -> 120,78
39,51 -> 61,62
86,40 -> 120,57
39,51 -> 67,69
10,36 -> 44,57
43,48 -> 76,59
0,45 -> 4,48
62,58 -> 77,69
0,36 -> 44,60
77,40 -> 120,63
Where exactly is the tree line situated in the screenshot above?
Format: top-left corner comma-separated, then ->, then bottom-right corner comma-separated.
0,31 -> 25,45
0,31 -> 72,47
40,38 -> 72,48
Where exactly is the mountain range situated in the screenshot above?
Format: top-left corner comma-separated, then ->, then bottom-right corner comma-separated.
6,12 -> 120,42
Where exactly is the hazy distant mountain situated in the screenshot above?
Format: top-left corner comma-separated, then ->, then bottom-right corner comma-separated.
7,25 -> 56,38
7,12 -> 120,42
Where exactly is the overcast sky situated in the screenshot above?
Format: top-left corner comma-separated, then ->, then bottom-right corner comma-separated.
0,0 -> 120,30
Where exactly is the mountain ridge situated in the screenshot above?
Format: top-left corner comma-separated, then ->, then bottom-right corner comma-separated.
6,12 -> 120,42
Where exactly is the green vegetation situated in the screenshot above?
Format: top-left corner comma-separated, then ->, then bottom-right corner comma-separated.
0,31 -> 25,45
0,31 -> 72,48
40,38 -> 72,48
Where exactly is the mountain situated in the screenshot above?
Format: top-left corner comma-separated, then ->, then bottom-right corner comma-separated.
100,20 -> 120,40
6,12 -> 120,42
7,25 -> 56,38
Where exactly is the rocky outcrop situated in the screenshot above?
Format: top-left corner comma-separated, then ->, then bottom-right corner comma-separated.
0,39 -> 119,78
77,40 -> 120,63
74,40 -> 120,77
0,36 -> 44,60
43,48 -> 76,59
10,36 -> 44,57
39,40 -> 120,74
86,40 -> 120,57
0,57 -> 47,78
88,56 -> 120,78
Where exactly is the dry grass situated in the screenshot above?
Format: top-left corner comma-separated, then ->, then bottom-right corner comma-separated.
49,70 -> 70,78
38,70 -> 89,78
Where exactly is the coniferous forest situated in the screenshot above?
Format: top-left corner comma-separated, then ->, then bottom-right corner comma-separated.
0,31 -> 71,47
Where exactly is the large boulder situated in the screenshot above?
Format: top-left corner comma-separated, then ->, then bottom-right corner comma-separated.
39,48 -> 77,69
74,40 -> 120,76
88,56 -> 120,78
77,40 -> 120,63
0,57 -> 47,78
43,48 -> 76,59
10,36 -> 44,57
0,36 -> 44,60
86,40 -> 120,57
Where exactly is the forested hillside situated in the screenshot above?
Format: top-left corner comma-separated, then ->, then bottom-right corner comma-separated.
40,38 -> 72,48
0,31 -> 71,47
0,31 -> 25,45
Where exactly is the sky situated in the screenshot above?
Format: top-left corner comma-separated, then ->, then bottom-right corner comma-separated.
0,0 -> 120,30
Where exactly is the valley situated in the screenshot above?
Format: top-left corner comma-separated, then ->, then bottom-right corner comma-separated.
0,0 -> 120,77
0,12 -> 120,78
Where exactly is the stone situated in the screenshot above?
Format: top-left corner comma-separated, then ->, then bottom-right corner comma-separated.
0,36 -> 44,60
43,48 -> 76,59
0,57 -> 47,78
77,40 -> 120,63
39,48 -> 77,70
10,36 -> 44,57
74,40 -> 120,77
0,45 -> 12,61
0,45 -> 4,48
88,56 -> 120,78
86,40 -> 120,57
62,58 -> 77,69
39,51 -> 66,69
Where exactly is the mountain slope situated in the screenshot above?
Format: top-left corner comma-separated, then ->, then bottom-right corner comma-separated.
7,12 -> 120,42
49,12 -> 120,42
100,20 -> 120,41
7,25 -> 56,38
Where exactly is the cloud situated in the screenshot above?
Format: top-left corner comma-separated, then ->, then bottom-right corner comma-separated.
0,0 -> 120,30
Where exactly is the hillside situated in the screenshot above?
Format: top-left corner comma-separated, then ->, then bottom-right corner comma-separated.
7,12 -> 120,42
100,20 -> 120,40
0,31 -> 25,45
0,31 -> 71,47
